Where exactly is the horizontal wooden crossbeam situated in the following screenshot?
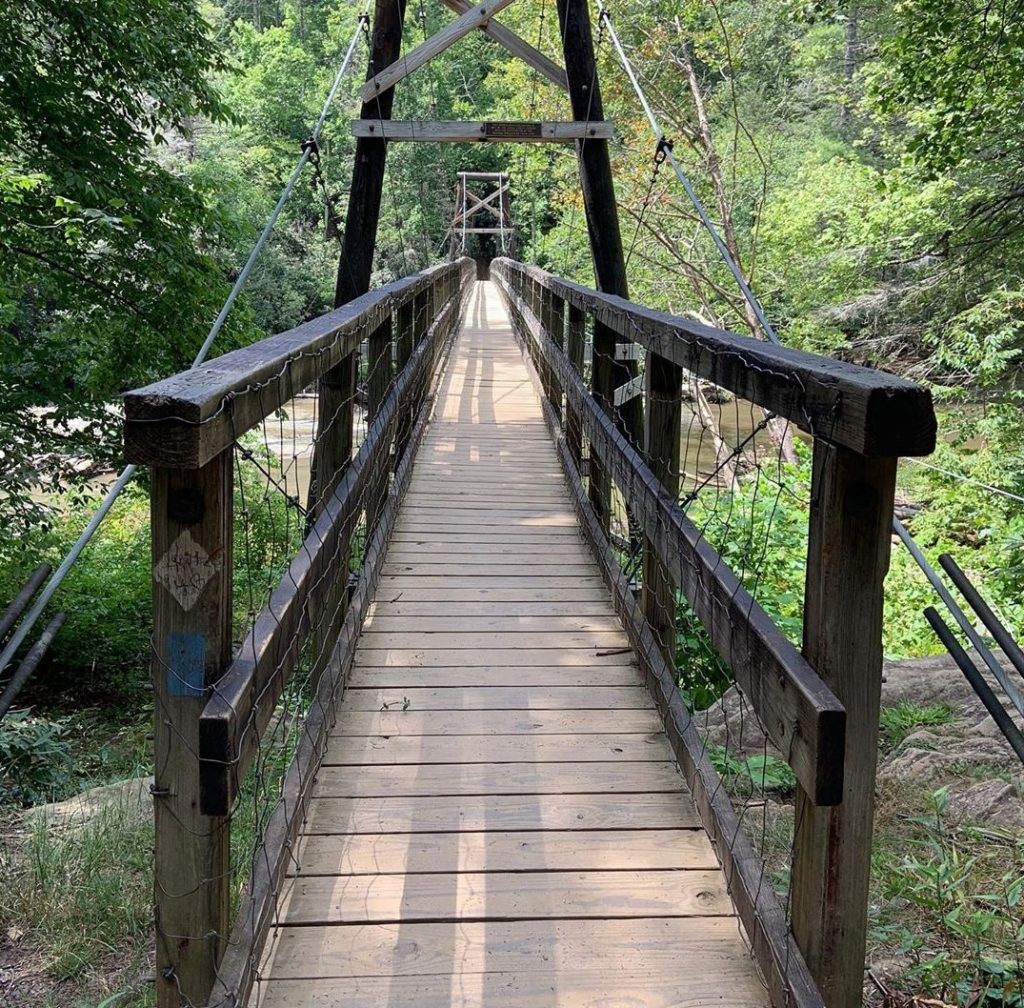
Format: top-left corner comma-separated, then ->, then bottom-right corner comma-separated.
351,120 -> 614,143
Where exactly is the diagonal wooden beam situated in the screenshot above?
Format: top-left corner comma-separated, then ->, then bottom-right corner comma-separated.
455,182 -> 510,223
359,0 -> 519,104
439,0 -> 568,91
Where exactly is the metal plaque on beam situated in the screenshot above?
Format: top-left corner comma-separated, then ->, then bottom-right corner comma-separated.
485,121 -> 543,140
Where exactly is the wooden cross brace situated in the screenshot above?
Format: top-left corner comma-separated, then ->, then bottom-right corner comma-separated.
453,181 -> 511,225
359,0 -> 567,104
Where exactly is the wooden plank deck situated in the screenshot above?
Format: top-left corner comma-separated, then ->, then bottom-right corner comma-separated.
257,282 -> 769,1007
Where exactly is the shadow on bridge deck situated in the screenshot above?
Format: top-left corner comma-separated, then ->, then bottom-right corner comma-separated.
255,281 -> 769,1008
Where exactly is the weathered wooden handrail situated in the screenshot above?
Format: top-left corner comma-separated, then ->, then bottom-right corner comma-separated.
495,258 -> 936,456
123,257 -> 473,1008
197,286 -> 467,816
496,268 -> 845,804
124,262 -> 460,468
491,256 -> 936,1008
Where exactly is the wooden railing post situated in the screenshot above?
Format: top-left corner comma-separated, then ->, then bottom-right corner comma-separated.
309,351 -> 356,516
642,352 -> 683,660
538,285 -> 555,406
566,303 -> 586,473
151,453 -> 233,1008
791,442 -> 899,1008
412,288 -> 429,415
588,318 -> 615,531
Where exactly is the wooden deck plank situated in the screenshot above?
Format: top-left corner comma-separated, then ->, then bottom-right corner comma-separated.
321,733 -> 675,765
258,280 -> 765,1008
278,869 -> 733,925
382,551 -> 594,566
369,582 -> 614,601
258,970 -> 770,1007
333,708 -> 662,736
346,666 -> 644,689
352,631 -> 629,650
260,917 -> 764,982
304,793 -> 698,833
338,685 -> 654,709
353,649 -> 635,668
361,613 -> 627,632
364,601 -> 612,617
312,761 -> 684,796
290,828 -> 715,875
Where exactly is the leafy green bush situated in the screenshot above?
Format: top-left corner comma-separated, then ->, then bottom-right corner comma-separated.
675,447 -> 811,707
878,789 -> 1024,1006
709,745 -> 797,798
0,711 -> 76,807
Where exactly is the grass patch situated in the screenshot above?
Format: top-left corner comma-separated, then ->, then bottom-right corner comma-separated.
0,794 -> 154,1007
870,784 -> 1024,1006
879,700 -> 956,750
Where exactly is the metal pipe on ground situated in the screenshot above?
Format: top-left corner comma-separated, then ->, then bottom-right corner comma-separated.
0,613 -> 67,721
924,606 -> 1024,764
0,564 -> 51,645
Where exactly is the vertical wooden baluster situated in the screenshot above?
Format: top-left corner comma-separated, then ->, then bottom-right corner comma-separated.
566,303 -> 586,473
791,443 -> 898,1008
394,297 -> 416,464
538,283 -> 554,404
151,452 -> 232,1008
549,293 -> 566,422
642,351 -> 683,660
365,312 -> 394,536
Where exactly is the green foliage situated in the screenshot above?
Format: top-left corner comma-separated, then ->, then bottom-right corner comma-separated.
879,701 -> 955,750
0,712 -> 76,807
0,452 -> 295,701
0,0 -> 252,533
683,444 -> 812,671
709,745 -> 798,797
877,789 -> 1024,1005
874,0 -> 1024,251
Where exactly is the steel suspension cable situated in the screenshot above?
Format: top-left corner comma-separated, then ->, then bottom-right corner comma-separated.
0,12 -> 370,686
596,0 -> 781,345
594,0 -> 1022,699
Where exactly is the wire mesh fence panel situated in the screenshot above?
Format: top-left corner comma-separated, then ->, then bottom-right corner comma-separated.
123,259 -> 473,1008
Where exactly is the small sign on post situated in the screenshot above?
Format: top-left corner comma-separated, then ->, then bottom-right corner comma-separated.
613,375 -> 644,408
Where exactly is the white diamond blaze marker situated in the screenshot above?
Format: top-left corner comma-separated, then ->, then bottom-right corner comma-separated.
155,530 -> 220,612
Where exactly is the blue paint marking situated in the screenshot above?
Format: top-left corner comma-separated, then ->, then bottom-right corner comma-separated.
167,633 -> 206,697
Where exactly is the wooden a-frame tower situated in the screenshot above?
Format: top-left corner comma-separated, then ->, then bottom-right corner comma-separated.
333,0 -> 630,304
312,0 -> 642,520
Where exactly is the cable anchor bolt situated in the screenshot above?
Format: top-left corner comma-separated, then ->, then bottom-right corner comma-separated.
655,137 -> 674,164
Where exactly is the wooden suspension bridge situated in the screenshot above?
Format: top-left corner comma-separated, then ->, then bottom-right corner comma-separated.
119,2 -> 938,1007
